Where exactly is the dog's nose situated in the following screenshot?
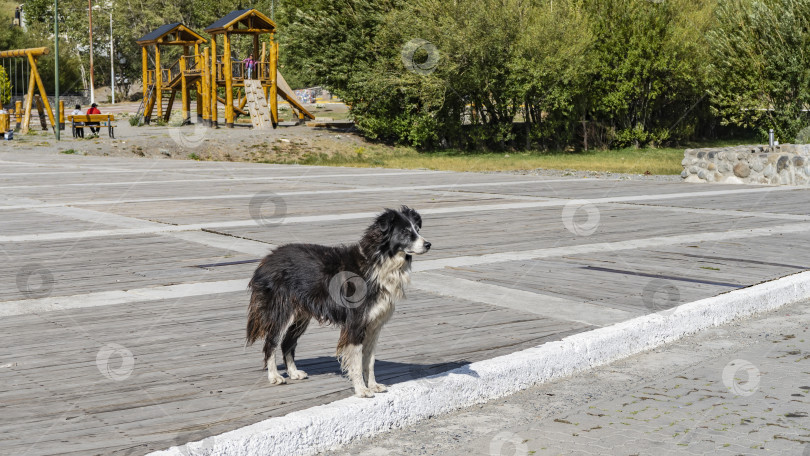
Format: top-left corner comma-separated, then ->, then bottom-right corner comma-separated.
424,241 -> 431,251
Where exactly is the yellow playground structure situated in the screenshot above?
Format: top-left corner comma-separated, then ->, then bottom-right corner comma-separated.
136,23 -> 206,125
0,47 -> 59,135
137,9 -> 314,129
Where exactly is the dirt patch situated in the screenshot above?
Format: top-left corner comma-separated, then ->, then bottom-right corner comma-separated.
4,118 -> 367,164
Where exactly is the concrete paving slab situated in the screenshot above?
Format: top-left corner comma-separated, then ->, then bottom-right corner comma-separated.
331,298 -> 810,456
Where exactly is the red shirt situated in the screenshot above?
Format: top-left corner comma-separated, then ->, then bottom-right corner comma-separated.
87,107 -> 100,115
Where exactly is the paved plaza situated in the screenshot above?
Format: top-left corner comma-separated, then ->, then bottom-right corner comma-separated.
2,150 -> 810,454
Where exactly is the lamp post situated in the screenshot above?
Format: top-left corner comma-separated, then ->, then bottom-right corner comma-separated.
54,0 -> 59,140
88,0 -> 94,104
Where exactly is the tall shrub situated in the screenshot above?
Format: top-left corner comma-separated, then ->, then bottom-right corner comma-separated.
708,0 -> 810,142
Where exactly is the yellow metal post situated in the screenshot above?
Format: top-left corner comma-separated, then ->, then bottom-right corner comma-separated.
141,46 -> 148,122
194,43 -> 202,122
223,32 -> 233,128
202,47 -> 210,126
180,45 -> 189,122
155,44 -> 162,119
210,35 -> 218,127
269,38 -> 278,127
59,100 -> 65,130
14,100 -> 21,131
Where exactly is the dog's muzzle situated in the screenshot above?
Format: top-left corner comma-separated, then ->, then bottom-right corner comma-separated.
408,237 -> 431,254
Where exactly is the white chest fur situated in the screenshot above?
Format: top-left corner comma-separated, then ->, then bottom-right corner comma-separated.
367,252 -> 410,326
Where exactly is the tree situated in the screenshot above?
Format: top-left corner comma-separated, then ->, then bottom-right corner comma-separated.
707,0 -> 810,142
581,0 -> 713,147
279,0 -> 716,149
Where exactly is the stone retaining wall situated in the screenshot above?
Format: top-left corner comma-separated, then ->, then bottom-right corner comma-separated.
682,144 -> 810,185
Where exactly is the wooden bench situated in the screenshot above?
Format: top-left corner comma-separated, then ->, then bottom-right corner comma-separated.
67,114 -> 116,138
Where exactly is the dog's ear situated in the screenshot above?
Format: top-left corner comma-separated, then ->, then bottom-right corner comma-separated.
400,206 -> 422,229
377,209 -> 397,233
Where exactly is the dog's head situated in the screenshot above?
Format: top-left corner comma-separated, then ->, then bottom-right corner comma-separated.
373,206 -> 431,256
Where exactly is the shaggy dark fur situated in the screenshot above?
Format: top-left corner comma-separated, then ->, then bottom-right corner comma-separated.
246,206 -> 430,396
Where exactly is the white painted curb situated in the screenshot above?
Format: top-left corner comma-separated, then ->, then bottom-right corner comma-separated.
149,271 -> 810,456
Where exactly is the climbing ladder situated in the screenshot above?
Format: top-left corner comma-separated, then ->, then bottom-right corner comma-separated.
135,84 -> 154,126
243,79 -> 274,130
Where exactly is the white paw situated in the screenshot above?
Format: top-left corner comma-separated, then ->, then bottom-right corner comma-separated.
355,388 -> 375,398
268,373 -> 287,385
288,369 -> 308,380
369,383 -> 388,393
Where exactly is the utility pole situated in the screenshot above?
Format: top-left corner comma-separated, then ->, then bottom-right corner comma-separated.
109,5 -> 113,104
88,0 -> 94,104
54,0 -> 59,140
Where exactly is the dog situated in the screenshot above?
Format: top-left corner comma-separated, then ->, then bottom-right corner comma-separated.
246,206 -> 431,397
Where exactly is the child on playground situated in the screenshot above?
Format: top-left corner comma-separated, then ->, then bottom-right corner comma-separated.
71,104 -> 84,138
244,56 -> 254,79
86,103 -> 100,137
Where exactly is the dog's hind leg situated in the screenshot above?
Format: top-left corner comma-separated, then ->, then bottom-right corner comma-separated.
281,316 -> 310,380
362,325 -> 387,393
264,314 -> 295,385
337,327 -> 374,398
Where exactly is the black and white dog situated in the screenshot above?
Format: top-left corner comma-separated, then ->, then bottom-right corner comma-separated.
246,206 -> 430,397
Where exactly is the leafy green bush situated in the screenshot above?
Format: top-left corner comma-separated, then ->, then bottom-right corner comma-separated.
280,0 -> 713,150
0,66 -> 11,105
708,0 -> 810,142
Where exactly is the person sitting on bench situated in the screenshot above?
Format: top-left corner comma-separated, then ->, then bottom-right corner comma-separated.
71,105 -> 84,138
86,103 -> 101,137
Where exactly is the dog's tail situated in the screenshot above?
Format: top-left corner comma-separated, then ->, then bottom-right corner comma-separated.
245,286 -> 267,348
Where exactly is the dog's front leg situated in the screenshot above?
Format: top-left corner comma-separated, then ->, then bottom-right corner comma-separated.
338,328 -> 375,398
343,344 -> 375,397
362,327 -> 386,393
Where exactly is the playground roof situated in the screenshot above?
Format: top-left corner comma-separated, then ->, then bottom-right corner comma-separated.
204,9 -> 277,34
136,23 -> 206,46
